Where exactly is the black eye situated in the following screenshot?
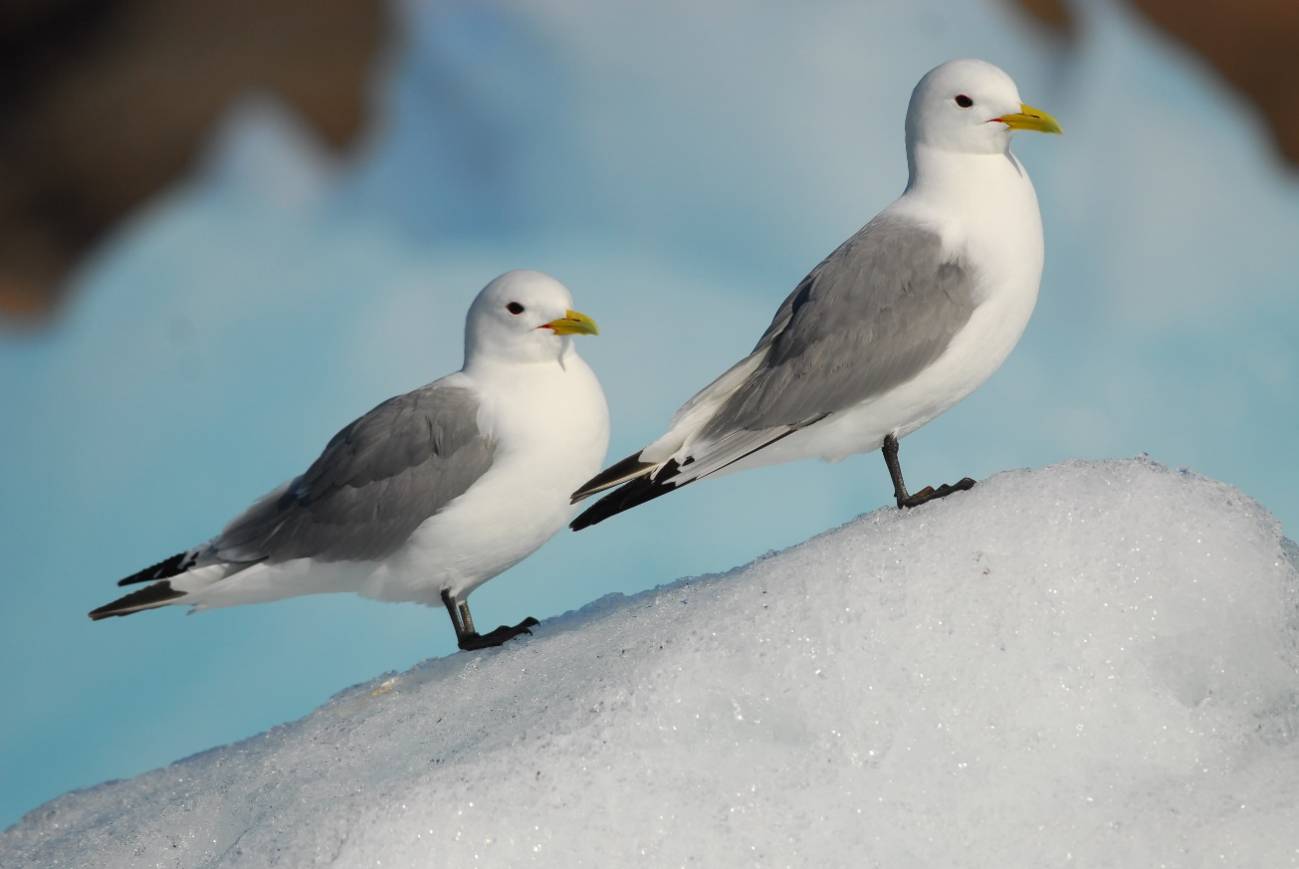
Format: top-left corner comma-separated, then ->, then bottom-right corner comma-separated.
506,302 -> 525,315
954,94 -> 974,108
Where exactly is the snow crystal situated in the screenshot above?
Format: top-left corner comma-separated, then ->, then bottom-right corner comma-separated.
4,459 -> 1297,867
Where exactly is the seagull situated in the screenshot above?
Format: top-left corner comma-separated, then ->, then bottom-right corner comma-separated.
90,270 -> 609,651
571,59 -> 1060,530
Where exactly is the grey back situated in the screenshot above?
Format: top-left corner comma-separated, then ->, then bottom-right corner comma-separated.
216,383 -> 496,564
704,215 -> 977,435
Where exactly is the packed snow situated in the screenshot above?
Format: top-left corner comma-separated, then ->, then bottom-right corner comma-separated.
4,458 -> 1297,867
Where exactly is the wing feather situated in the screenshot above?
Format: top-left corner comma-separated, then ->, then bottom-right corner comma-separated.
704,214 -> 976,436
215,381 -> 496,564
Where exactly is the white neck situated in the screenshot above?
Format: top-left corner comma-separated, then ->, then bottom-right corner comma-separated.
462,336 -> 578,378
904,142 -> 1029,203
463,342 -> 578,382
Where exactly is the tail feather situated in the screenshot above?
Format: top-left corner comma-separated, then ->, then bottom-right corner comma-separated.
570,452 -> 656,503
89,581 -> 186,620
570,460 -> 691,530
571,422 -> 816,531
117,550 -> 198,587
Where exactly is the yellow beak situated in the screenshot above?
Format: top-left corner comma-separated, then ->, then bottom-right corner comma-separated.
994,102 -> 1062,134
543,309 -> 599,336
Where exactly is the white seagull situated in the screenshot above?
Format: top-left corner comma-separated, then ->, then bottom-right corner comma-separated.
91,270 -> 610,651
571,59 -> 1060,529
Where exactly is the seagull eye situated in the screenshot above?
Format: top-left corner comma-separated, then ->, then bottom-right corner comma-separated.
954,94 -> 973,108
506,302 -> 525,315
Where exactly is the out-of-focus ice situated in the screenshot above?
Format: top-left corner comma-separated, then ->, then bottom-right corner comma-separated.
197,95 -> 338,210
5,459 -> 1297,867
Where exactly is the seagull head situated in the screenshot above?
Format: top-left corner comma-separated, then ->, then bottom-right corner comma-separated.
905,59 -> 1061,157
464,270 -> 599,366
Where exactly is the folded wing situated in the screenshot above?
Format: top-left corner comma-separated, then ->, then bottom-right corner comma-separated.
217,381 -> 497,564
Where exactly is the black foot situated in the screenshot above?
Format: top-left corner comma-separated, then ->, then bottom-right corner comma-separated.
457,617 -> 540,651
898,477 -> 976,509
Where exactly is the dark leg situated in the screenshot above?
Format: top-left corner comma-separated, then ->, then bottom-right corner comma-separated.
440,589 -> 539,651
442,589 -> 465,635
882,433 -> 910,508
880,433 -> 977,510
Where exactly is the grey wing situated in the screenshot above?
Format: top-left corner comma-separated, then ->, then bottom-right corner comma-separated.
703,214 -> 977,436
214,382 -> 496,564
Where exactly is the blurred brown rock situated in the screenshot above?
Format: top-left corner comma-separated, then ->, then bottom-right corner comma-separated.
4,1 -> 1296,324
0,0 -> 386,323
1016,0 -> 1077,39
1015,0 -> 1299,166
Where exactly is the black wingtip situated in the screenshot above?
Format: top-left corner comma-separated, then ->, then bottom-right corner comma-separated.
570,452 -> 656,504
89,581 -> 186,620
570,460 -> 688,530
117,550 -> 197,587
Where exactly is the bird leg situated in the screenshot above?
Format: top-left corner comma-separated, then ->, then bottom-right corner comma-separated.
881,434 -> 977,509
441,590 -> 539,651
881,434 -> 910,507
441,590 -> 466,635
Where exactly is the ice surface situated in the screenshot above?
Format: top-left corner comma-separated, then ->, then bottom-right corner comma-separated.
4,459 -> 1297,867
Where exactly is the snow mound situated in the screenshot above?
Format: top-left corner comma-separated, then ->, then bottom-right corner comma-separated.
5,459 -> 1298,867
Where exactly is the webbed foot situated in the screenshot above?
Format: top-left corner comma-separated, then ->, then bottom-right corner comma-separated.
897,477 -> 976,509
457,617 -> 540,651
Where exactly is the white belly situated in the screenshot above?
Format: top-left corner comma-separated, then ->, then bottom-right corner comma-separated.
360,355 -> 609,604
365,453 -> 595,604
